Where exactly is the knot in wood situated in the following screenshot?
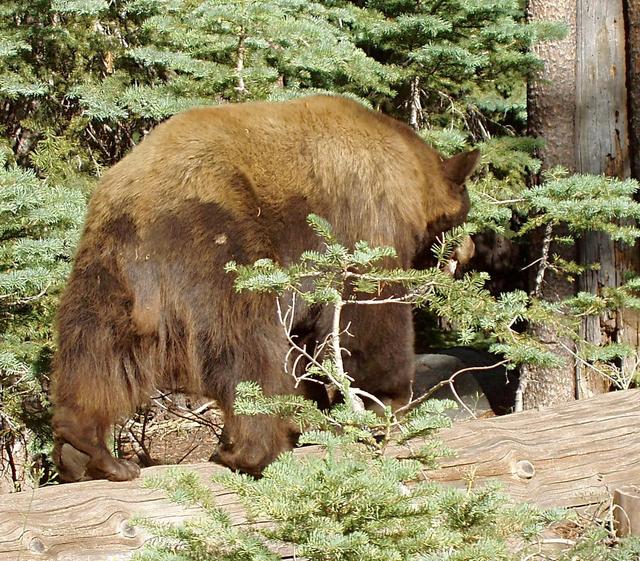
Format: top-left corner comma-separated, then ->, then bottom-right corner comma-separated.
515,459 -> 535,479
29,537 -> 46,554
119,520 -> 137,538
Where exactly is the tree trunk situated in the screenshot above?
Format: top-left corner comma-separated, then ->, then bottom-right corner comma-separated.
525,0 -> 578,408
526,0 -> 638,407
623,0 -> 640,376
625,0 -> 640,181
527,0 -> 577,171
576,0 -> 631,397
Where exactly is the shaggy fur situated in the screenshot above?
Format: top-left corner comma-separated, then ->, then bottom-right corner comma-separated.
51,95 -> 479,481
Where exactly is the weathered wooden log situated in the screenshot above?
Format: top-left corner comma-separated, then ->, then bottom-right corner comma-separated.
0,389 -> 639,561
614,485 -> 640,537
424,388 -> 640,508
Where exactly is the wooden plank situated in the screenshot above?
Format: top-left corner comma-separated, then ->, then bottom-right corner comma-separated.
0,464 -> 245,561
1,389 -> 639,560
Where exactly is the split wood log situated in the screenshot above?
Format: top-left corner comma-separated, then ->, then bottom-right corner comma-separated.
0,389 -> 639,561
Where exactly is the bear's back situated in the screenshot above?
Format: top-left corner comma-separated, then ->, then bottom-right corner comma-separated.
97,98 -> 430,207
81,96 -> 461,262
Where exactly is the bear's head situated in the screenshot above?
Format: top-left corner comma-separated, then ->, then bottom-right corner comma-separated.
413,148 -> 480,271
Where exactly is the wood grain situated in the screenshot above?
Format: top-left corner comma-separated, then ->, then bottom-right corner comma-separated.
1,389 -> 639,560
614,485 -> 640,536
426,388 -> 640,508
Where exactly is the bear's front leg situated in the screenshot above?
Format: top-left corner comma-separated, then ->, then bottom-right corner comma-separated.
211,413 -> 298,476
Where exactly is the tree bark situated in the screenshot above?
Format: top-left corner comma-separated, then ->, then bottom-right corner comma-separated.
625,0 -> 640,180
579,0 -> 640,389
623,0 -> 640,376
526,0 -> 638,407
525,0 -> 578,407
576,0 -> 631,397
527,0 -> 577,171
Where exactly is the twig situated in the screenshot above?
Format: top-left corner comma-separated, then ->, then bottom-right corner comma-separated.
532,222 -> 554,298
556,339 -> 627,389
480,193 -> 526,205
408,76 -> 421,130
176,442 -> 202,464
126,427 -> 153,467
514,365 -> 527,413
275,296 -> 388,413
236,32 -> 246,94
150,393 -> 222,432
0,283 -> 52,305
395,360 -> 510,418
343,297 -> 414,306
520,256 -> 544,272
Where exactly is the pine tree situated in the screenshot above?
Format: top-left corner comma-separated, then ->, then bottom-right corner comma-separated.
134,0 -> 396,102
344,0 -> 564,128
0,150 -> 86,489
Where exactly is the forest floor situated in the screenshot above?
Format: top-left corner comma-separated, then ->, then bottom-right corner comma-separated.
117,394 -> 223,468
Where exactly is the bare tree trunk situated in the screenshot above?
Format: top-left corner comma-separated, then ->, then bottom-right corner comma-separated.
524,0 -> 578,408
525,0 -> 638,407
625,0 -> 640,180
622,0 -> 640,376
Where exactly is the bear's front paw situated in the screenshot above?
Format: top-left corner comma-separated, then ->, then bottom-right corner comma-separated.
107,459 -> 141,481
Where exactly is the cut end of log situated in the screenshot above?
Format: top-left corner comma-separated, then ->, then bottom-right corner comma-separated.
613,485 -> 640,537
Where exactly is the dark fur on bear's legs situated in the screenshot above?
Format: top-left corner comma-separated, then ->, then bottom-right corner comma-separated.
212,414 -> 298,476
52,407 -> 140,482
337,301 -> 415,412
200,332 -> 301,476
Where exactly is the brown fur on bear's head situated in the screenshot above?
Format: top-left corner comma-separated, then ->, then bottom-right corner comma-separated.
411,148 -> 480,269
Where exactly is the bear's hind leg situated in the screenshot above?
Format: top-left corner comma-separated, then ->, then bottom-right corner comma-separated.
52,406 -> 140,482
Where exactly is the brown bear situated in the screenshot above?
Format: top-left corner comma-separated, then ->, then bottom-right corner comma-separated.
51,95 -> 479,482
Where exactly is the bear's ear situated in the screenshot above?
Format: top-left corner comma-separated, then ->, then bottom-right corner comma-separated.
442,149 -> 481,186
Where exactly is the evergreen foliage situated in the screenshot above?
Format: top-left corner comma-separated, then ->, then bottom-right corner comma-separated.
2,3 -> 640,556
349,0 -> 565,128
0,9 -> 637,559
0,148 -> 86,488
